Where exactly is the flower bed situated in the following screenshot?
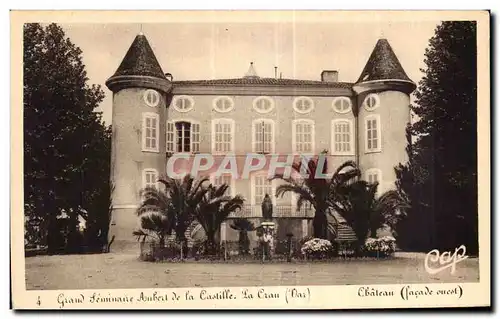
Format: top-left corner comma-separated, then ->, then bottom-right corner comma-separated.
300,238 -> 336,260
139,236 -> 398,262
363,236 -> 396,258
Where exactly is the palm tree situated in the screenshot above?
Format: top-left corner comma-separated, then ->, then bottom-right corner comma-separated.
274,155 -> 360,239
194,184 -> 245,255
135,175 -> 208,248
133,213 -> 174,247
134,185 -> 175,247
332,180 -> 409,253
230,218 -> 255,255
159,174 -> 209,244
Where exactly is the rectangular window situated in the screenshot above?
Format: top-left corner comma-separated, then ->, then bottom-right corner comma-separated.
293,120 -> 314,153
365,116 -> 381,152
253,120 -> 274,153
168,121 -> 200,153
143,169 -> 158,189
212,175 -> 233,196
212,119 -> 234,153
332,120 -> 353,155
253,175 -> 273,206
366,170 -> 381,184
142,113 -> 159,152
176,122 -> 190,153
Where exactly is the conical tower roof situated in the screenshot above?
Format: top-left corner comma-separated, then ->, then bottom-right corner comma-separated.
110,33 -> 166,79
356,39 -> 412,83
243,62 -> 259,79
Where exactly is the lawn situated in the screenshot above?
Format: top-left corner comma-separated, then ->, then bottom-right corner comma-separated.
25,251 -> 480,290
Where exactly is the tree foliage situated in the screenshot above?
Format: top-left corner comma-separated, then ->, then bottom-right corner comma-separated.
395,21 -> 478,254
23,23 -> 111,253
194,184 -> 245,255
274,156 -> 360,239
334,180 -> 408,251
135,176 -> 244,256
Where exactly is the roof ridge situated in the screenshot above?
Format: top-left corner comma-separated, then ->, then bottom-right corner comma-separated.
172,77 -> 354,85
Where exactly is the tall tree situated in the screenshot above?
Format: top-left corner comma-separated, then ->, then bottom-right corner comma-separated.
395,21 -> 478,254
23,23 -> 111,253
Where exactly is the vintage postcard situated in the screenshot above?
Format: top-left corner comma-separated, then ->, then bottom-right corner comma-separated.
11,10 -> 490,309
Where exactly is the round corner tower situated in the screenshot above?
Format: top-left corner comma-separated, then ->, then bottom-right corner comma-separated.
353,38 -> 416,194
105,33 -> 172,247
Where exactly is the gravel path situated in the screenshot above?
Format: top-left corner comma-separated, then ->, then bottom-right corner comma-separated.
25,252 -> 480,290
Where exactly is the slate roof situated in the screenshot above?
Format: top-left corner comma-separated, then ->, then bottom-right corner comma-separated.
110,33 -> 166,79
356,38 -> 413,83
173,77 -> 353,89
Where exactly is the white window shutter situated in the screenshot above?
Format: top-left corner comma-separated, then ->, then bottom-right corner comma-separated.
192,123 -> 200,153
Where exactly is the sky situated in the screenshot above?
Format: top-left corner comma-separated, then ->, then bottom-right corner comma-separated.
61,19 -> 439,124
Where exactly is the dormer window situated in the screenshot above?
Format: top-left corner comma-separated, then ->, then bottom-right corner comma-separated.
173,95 -> 194,113
332,97 -> 352,114
253,97 -> 274,114
213,96 -> 234,113
293,97 -> 314,114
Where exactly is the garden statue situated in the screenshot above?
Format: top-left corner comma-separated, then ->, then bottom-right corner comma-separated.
256,194 -> 276,261
259,222 -> 275,261
261,194 -> 273,221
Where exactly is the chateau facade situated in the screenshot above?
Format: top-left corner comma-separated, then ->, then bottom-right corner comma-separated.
105,33 -> 416,246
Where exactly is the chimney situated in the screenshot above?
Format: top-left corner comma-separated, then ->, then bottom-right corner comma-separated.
274,66 -> 278,79
321,70 -> 338,82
